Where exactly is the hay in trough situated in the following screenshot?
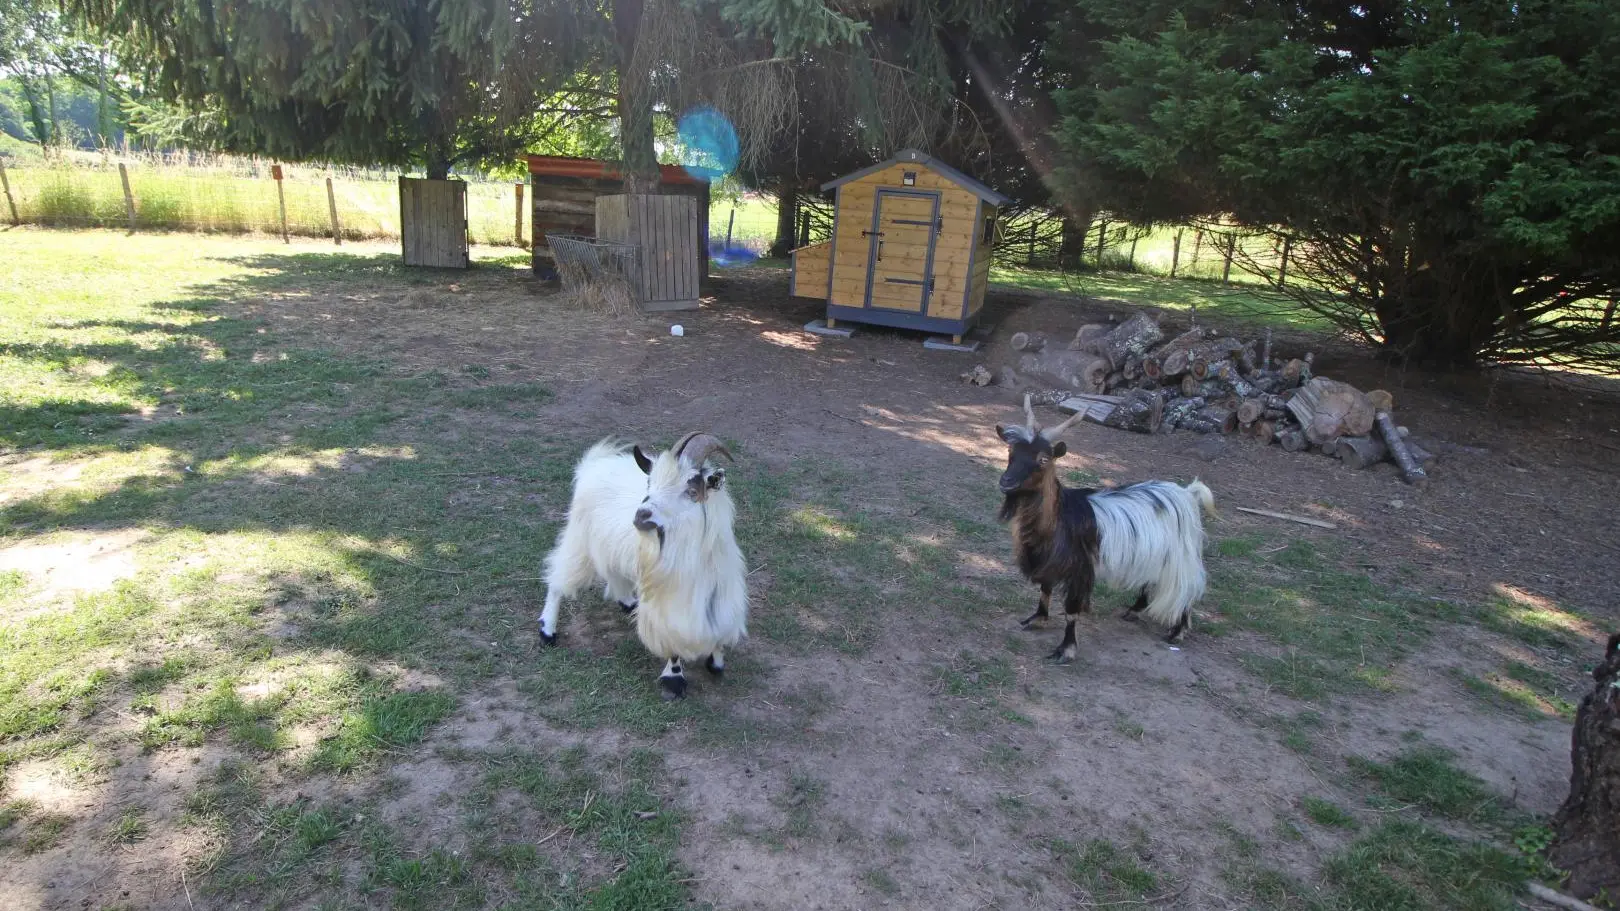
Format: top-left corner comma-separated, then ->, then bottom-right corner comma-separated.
547,233 -> 639,317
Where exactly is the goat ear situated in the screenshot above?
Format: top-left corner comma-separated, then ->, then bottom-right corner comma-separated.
1051,441 -> 1068,459
633,446 -> 653,475
706,468 -> 725,490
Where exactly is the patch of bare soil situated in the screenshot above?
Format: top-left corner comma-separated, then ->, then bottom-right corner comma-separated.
17,261 -> 1606,909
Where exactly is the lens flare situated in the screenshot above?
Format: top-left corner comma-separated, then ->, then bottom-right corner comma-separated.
676,106 -> 739,182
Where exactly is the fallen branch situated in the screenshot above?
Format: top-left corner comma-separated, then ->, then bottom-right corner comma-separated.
1527,882 -> 1603,911
1234,507 -> 1337,530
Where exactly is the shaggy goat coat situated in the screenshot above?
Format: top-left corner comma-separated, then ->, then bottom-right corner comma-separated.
1074,479 -> 1212,628
541,440 -> 748,663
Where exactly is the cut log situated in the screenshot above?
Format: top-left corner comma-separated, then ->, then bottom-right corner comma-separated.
1375,410 -> 1428,484
1260,328 -> 1272,372
1252,420 -> 1276,446
1335,435 -> 1389,470
1366,389 -> 1394,412
1122,355 -> 1144,381
1161,396 -> 1205,429
1010,331 -> 1047,353
1017,350 -> 1111,393
1160,348 -> 1192,378
1087,311 -> 1164,369
1289,377 -> 1377,445
1145,328 -> 1209,380
1205,360 -> 1259,399
1278,428 -> 1310,452
1550,633 -> 1620,901
1195,404 -> 1238,434
1104,370 -> 1125,391
1069,323 -> 1110,350
1404,438 -> 1436,468
1238,341 -> 1258,376
1236,398 -> 1266,425
1056,393 -> 1122,424
1280,358 -> 1309,387
1101,388 -> 1164,434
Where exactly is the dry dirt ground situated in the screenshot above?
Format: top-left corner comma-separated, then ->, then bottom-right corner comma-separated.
2,233 -> 1617,911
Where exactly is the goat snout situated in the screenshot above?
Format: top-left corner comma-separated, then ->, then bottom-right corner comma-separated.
999,474 -> 1021,493
633,507 -> 660,532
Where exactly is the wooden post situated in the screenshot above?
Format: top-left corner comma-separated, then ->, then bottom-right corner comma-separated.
1278,236 -> 1291,287
724,208 -> 735,250
1222,232 -> 1234,283
1128,235 -> 1138,269
514,182 -> 525,247
1094,220 -> 1108,266
272,164 -> 289,244
0,161 -> 17,225
1170,230 -> 1182,277
1192,229 -> 1203,264
325,176 -> 341,246
118,162 -> 136,231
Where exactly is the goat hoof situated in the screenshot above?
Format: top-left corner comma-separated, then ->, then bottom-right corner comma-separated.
659,676 -> 687,700
1019,614 -> 1048,629
1048,648 -> 1076,665
540,629 -> 558,647
705,655 -> 723,677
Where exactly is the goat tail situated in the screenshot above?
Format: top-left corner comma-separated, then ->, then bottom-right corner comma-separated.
1184,478 -> 1216,519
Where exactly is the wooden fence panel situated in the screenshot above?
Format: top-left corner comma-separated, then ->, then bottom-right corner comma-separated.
400,177 -> 470,268
595,194 -> 700,311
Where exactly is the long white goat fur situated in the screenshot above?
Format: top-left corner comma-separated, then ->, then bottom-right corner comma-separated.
542,440 -> 748,660
1088,479 -> 1214,628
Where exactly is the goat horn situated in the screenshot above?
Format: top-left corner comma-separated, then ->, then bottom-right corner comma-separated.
1023,393 -> 1037,432
1043,410 -> 1084,440
673,431 -> 733,467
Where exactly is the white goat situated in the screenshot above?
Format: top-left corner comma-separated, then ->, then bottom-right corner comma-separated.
539,432 -> 748,699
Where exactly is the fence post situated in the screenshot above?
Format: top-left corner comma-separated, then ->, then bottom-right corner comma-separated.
724,208 -> 735,250
1222,232 -> 1234,284
1170,229 -> 1182,278
1027,223 -> 1037,265
1094,220 -> 1108,267
272,164 -> 289,244
1277,236 -> 1291,287
1128,235 -> 1138,270
1191,229 -> 1203,265
514,182 -> 525,247
118,163 -> 136,231
0,162 -> 17,225
325,176 -> 342,246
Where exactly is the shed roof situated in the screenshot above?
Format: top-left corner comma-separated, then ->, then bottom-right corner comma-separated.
820,149 -> 1010,206
525,154 -> 707,185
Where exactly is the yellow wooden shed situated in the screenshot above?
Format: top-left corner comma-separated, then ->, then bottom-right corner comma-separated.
791,149 -> 1010,342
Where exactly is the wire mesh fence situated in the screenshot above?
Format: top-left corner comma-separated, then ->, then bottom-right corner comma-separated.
0,153 -> 533,247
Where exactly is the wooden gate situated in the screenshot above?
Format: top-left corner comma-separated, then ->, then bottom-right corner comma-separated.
400,177 -> 470,269
595,194 -> 701,311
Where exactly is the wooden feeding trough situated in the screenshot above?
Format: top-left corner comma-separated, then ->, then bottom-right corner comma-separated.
524,155 -> 710,280
791,149 -> 1009,343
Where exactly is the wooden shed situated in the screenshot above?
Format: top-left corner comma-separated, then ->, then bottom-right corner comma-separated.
525,155 -> 710,279
791,149 -> 1009,342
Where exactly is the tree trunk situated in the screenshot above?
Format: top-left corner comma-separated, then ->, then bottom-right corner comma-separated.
615,0 -> 659,194
769,185 -> 798,258
1058,214 -> 1091,269
1550,634 -> 1620,901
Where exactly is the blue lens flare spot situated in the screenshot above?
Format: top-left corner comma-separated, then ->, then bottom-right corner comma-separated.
677,106 -> 739,182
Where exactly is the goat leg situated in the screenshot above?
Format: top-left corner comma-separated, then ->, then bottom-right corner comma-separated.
1119,587 -> 1150,621
1050,589 -> 1087,664
1165,612 -> 1191,644
659,658 -> 687,700
1020,584 -> 1053,628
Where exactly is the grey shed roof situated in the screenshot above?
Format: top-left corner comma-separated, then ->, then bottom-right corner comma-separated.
820,149 -> 1011,206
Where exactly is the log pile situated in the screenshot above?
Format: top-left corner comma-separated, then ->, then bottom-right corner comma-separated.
992,310 -> 1437,484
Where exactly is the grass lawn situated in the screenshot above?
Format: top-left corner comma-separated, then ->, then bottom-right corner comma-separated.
0,228 -> 1589,910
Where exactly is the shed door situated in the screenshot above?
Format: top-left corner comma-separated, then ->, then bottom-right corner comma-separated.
863,190 -> 939,313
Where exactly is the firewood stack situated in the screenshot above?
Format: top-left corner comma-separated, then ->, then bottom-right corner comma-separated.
994,310 -> 1436,484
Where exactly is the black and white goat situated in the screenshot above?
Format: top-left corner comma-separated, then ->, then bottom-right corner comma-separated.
539,432 -> 748,699
996,396 -> 1214,660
